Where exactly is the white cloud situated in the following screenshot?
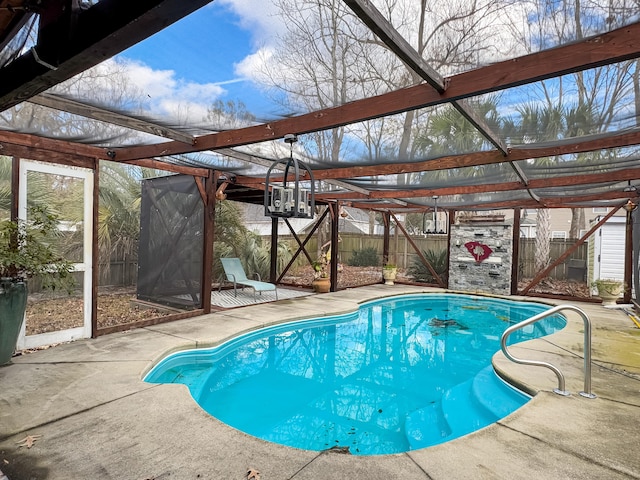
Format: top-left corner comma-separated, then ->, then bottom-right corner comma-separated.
234,46 -> 273,83
116,58 -> 226,122
121,59 -> 177,99
175,81 -> 226,105
158,99 -> 210,123
217,0 -> 284,42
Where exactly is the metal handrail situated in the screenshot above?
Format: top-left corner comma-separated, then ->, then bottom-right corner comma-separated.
500,304 -> 596,399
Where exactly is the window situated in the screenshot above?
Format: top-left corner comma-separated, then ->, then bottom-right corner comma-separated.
551,231 -> 567,239
519,226 -> 536,238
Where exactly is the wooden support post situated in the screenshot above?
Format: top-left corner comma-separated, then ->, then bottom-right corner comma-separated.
624,201 -> 635,304
91,160 -> 99,337
511,208 -> 521,295
10,156 -> 19,221
382,212 -> 390,267
270,216 -> 279,284
201,170 -> 216,314
446,209 -> 455,289
330,203 -> 339,292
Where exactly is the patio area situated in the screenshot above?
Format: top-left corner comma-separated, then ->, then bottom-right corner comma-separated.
210,286 -> 312,309
1,285 -> 639,480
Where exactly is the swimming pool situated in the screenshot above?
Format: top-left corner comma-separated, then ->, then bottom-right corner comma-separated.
145,293 -> 566,455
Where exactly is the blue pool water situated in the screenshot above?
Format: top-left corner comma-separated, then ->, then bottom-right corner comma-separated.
145,293 -> 566,455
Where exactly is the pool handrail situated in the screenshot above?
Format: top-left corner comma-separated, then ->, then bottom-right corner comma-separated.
500,304 -> 596,399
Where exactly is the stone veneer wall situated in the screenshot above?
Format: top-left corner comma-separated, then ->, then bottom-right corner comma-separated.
448,223 -> 513,295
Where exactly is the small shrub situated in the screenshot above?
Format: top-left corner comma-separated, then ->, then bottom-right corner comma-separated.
0,206 -> 75,292
348,247 -> 379,267
409,249 -> 448,283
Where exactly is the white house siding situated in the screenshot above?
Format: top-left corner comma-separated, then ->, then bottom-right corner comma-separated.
502,208 -> 625,238
590,216 -> 626,283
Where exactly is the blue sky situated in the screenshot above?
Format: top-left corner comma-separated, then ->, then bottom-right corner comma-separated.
126,8 -> 246,83
116,2 -> 281,121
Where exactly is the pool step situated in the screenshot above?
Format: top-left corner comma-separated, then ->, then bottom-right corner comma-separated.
404,401 -> 452,450
404,367 -> 532,451
440,378 -> 497,440
471,366 -> 529,420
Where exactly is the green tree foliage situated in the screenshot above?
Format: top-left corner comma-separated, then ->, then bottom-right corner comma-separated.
213,201 -> 293,281
0,205 -> 74,291
97,163 -> 166,275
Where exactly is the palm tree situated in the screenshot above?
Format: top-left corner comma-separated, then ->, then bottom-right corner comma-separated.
502,102 -> 597,273
412,98 -> 501,185
407,98 -> 502,229
96,163 -> 165,283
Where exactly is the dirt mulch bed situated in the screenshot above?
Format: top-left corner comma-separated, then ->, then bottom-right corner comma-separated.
23,270 -> 592,337
517,278 -> 592,298
281,265 -> 384,288
25,287 -> 171,336
23,267 -> 388,336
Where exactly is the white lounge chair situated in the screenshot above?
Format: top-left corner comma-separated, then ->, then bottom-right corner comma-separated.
219,258 -> 278,300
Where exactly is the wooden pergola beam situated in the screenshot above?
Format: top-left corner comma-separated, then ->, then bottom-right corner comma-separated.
0,130 -> 106,158
144,125 -> 640,188
347,187 -> 635,211
298,166 -> 640,206
125,159 -> 210,177
0,0 -> 215,112
110,21 -> 640,162
28,93 -> 196,145
310,128 -> 640,181
0,144 -> 96,169
5,123 -> 639,186
343,166 -> 640,199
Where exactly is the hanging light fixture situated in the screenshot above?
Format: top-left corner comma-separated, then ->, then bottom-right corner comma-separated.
422,195 -> 447,234
623,180 -> 638,193
623,199 -> 637,212
264,134 -> 315,219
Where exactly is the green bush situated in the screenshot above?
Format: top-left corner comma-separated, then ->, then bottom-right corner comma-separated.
408,249 -> 448,283
0,205 -> 75,292
348,247 -> 379,267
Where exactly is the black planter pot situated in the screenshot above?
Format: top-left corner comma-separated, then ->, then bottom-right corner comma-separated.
0,278 -> 27,365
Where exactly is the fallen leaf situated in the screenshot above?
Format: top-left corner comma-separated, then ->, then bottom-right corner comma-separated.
16,435 -> 42,449
247,468 -> 260,480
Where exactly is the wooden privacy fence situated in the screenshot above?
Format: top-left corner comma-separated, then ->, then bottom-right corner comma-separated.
95,234 -> 588,288
99,259 -> 138,286
279,233 -> 588,282
518,238 -> 588,280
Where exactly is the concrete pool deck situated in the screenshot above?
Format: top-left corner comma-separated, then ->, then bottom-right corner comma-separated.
1,285 -> 639,480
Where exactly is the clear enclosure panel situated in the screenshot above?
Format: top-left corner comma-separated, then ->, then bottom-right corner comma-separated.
516,208 -> 591,298
97,162 -> 174,331
24,170 -> 85,336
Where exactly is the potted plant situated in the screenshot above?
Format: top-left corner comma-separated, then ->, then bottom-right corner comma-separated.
592,278 -> 623,307
311,251 -> 331,293
0,206 -> 74,365
382,263 -> 398,285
